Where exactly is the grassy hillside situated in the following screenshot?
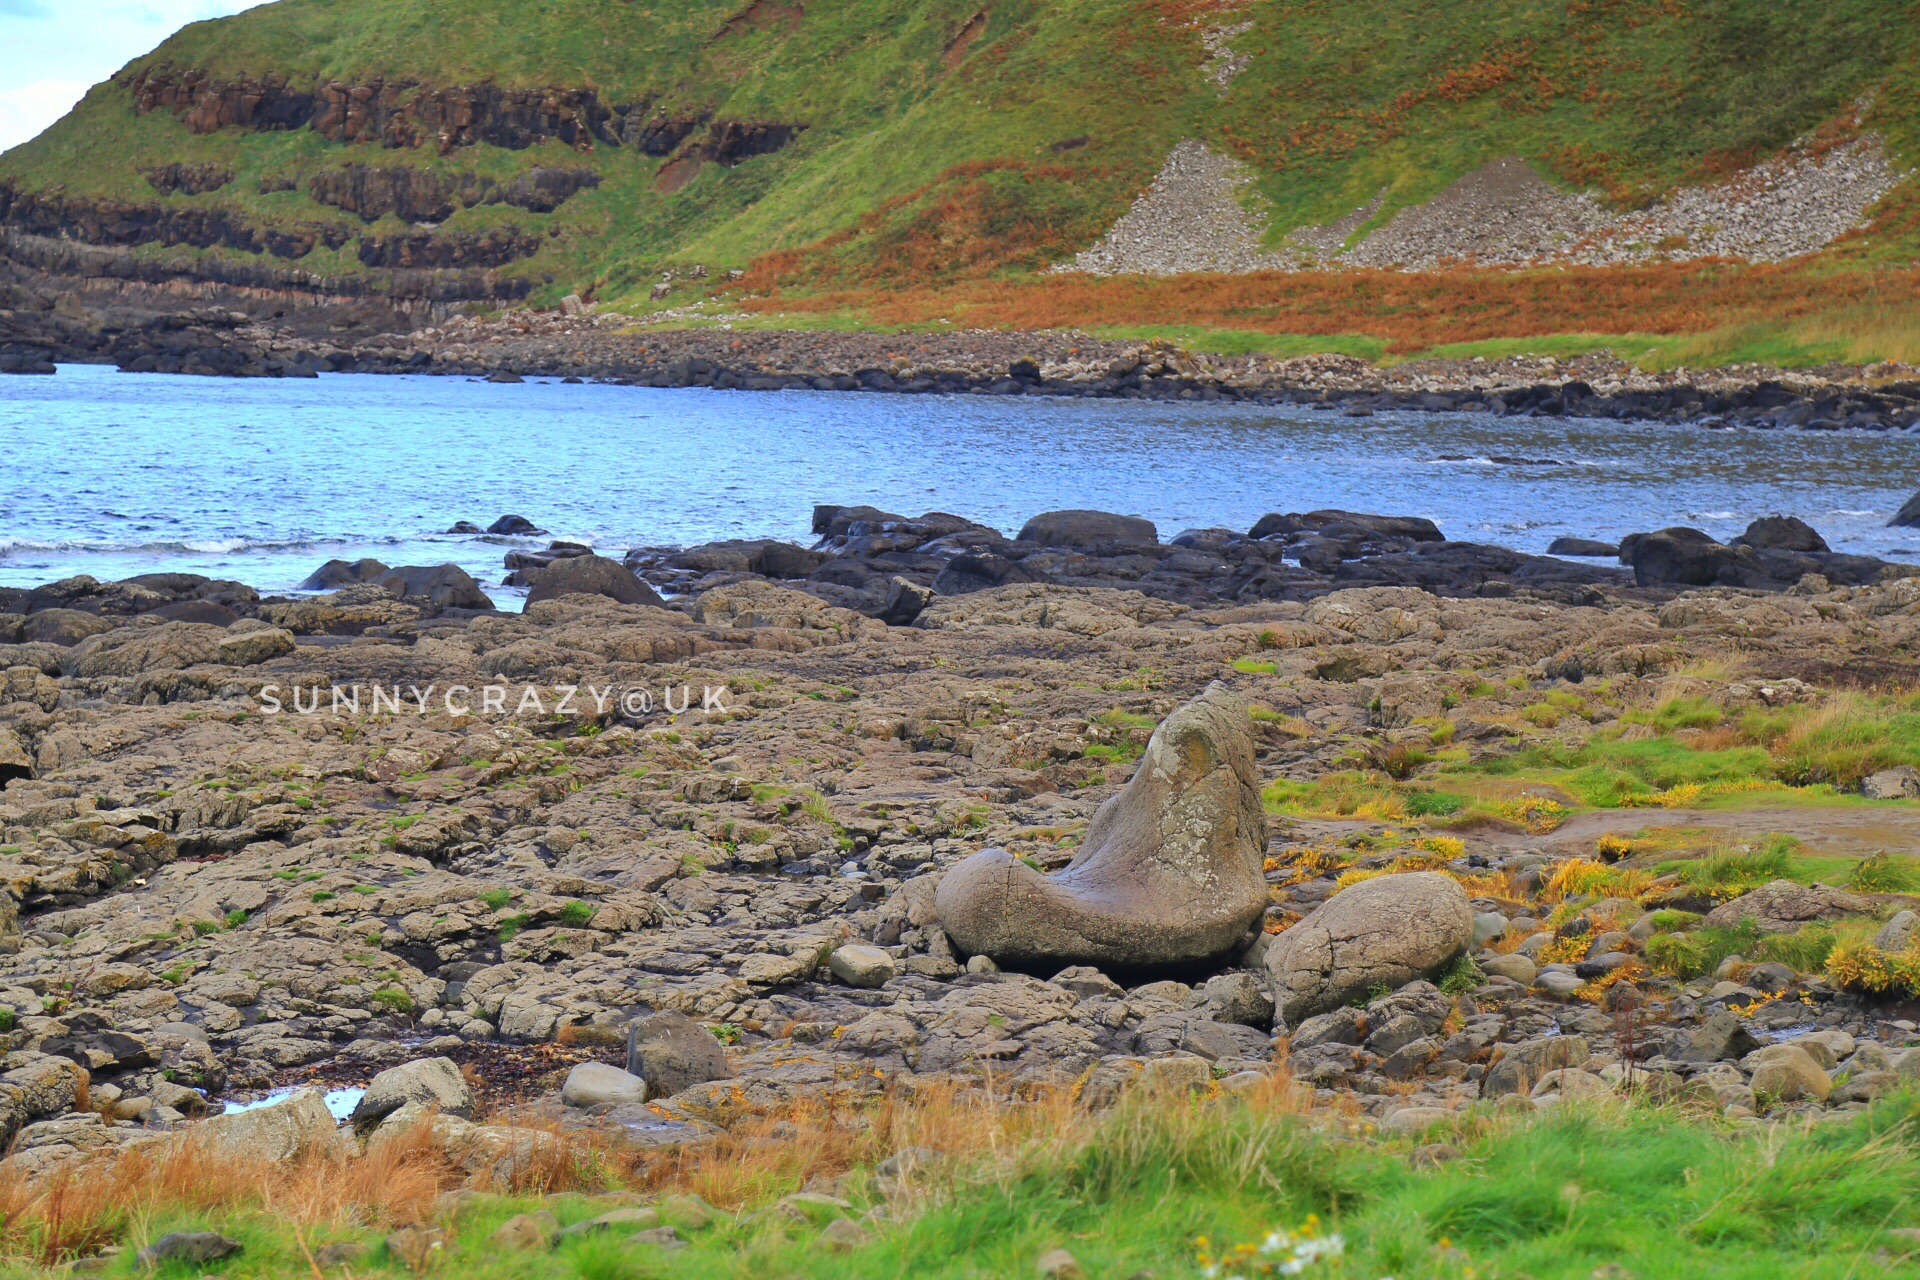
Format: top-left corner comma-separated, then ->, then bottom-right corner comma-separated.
1,0 -> 1916,337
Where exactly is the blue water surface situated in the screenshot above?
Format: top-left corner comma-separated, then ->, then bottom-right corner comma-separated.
2,364 -> 1917,596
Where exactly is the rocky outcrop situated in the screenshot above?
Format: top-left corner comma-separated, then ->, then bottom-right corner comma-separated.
1626,525 -> 1897,590
1266,873 -> 1473,1023
0,183 -> 351,260
935,682 -> 1266,968
1702,880 -> 1876,934
124,67 -> 807,167
307,164 -> 601,223
356,228 -> 545,270
143,163 -> 235,196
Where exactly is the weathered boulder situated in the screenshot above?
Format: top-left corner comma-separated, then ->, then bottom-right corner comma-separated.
216,626 -> 296,666
1480,953 -> 1536,985
23,608 -> 119,647
349,1056 -> 473,1133
374,564 -> 494,610
1874,910 -> 1918,951
193,1089 -> 347,1161
65,622 -> 225,676
297,558 -> 390,590
934,682 -> 1266,968
625,1009 -> 730,1098
136,1233 -> 242,1267
1677,1010 -> 1761,1063
488,515 -> 546,535
1630,527 -> 1741,587
1016,509 -> 1157,549
1861,768 -> 1920,800
1735,516 -> 1829,553
1703,880 -> 1875,934
1482,1035 -> 1591,1099
827,944 -> 896,988
1266,872 -> 1473,1023
560,1062 -> 648,1108
524,553 -> 665,610
1749,1044 -> 1833,1103
0,728 -> 33,782
1249,510 -> 1444,543
141,599 -> 240,626
1546,537 -> 1619,558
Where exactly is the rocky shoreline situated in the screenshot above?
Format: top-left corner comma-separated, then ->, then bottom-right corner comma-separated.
6,265 -> 1920,429
0,497 -> 1918,1181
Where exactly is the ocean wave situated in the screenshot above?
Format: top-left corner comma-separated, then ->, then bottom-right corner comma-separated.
0,534 -> 369,558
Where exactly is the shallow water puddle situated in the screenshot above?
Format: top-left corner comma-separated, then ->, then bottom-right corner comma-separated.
221,1086 -> 366,1120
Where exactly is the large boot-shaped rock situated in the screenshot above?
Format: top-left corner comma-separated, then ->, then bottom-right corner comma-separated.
934,682 -> 1266,968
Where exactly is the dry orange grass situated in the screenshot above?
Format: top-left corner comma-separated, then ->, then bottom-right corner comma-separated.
736,260 -> 1920,357
0,1122 -> 449,1265
0,1070 -> 1327,1266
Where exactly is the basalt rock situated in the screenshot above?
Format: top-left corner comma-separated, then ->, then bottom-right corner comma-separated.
1248,510 -> 1444,543
1735,515 -> 1829,554
143,163 -> 235,196
373,564 -> 494,611
522,553 -> 665,610
298,558 -> 391,591
934,682 -> 1266,968
1017,509 -> 1158,550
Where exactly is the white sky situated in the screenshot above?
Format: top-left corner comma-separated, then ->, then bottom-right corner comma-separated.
0,0 -> 269,151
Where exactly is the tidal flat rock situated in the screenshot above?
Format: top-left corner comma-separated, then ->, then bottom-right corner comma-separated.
934,681 -> 1266,968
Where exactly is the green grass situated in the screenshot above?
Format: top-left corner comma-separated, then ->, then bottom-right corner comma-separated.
1644,916 -> 1884,979
59,1093 -> 1920,1280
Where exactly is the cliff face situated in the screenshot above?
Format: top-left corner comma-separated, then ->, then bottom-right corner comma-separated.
0,0 -> 1913,315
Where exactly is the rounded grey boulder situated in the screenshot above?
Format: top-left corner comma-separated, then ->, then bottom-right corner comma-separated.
348,1055 -> 473,1133
1265,872 -> 1473,1023
1015,509 -> 1158,550
523,553 -> 665,610
561,1061 -> 648,1108
934,682 -> 1266,968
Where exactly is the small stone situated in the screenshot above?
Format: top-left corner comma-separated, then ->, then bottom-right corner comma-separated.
1037,1248 -> 1085,1280
779,1192 -> 853,1224
876,1146 -> 944,1181
657,1193 -> 717,1230
385,1227 -> 450,1272
632,1225 -> 683,1250
1537,970 -> 1585,998
490,1211 -> 558,1251
135,1232 -> 242,1267
816,1218 -> 872,1251
828,944 -> 897,988
966,954 -> 1001,975
315,1242 -> 366,1267
559,1207 -> 660,1238
1472,912 -> 1509,948
1382,1106 -> 1453,1135
1480,953 -> 1536,985
1135,1054 -> 1211,1093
